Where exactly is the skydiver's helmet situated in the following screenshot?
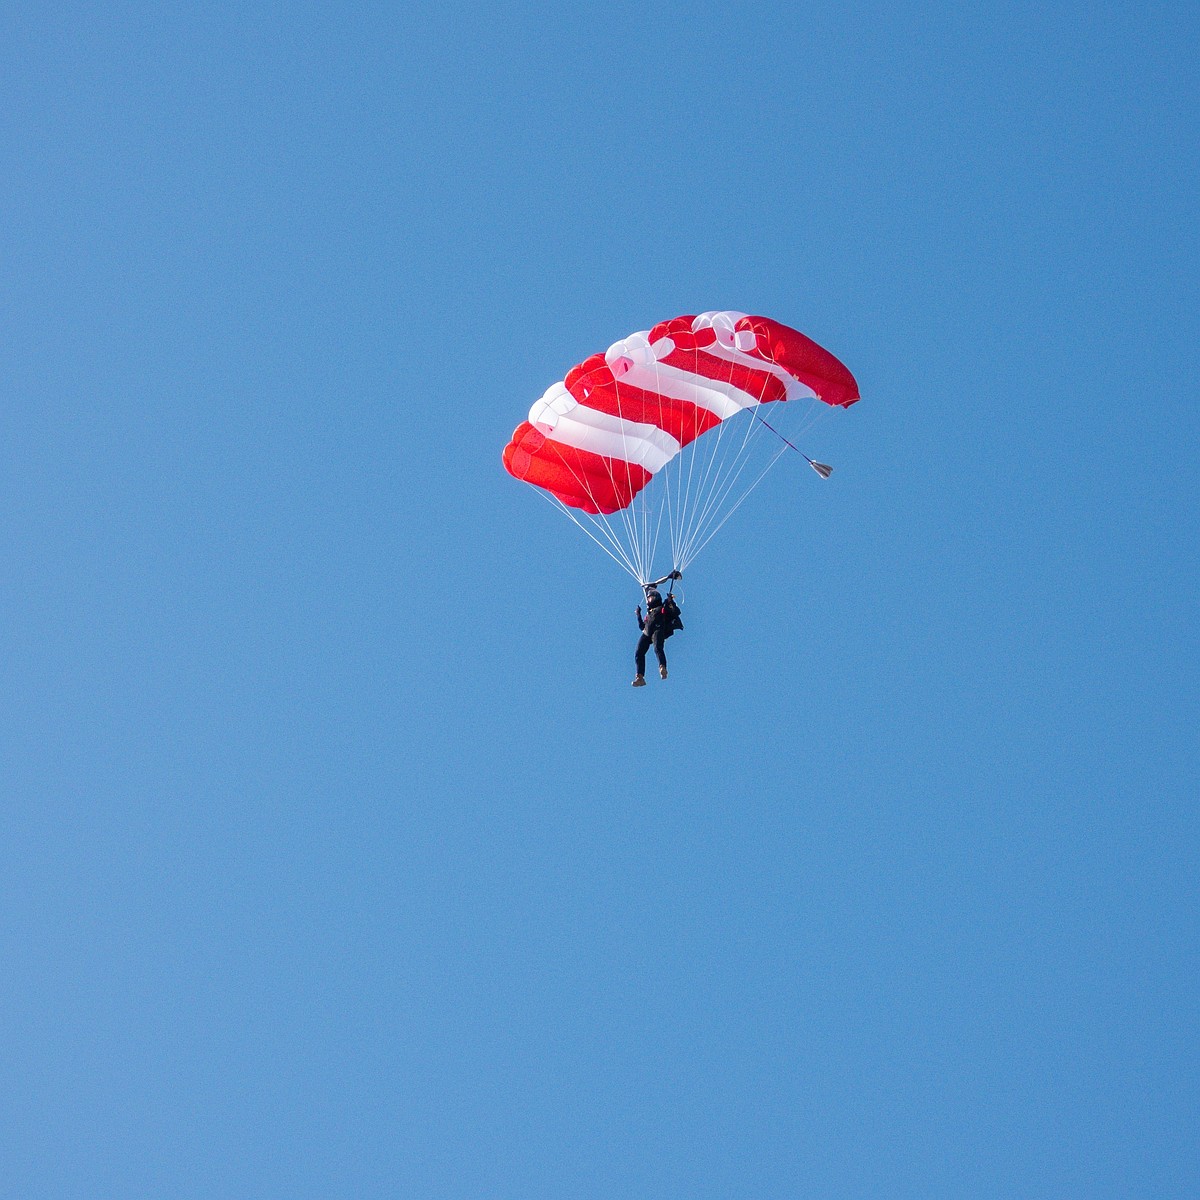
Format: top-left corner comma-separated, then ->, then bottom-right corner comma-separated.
645,589 -> 662,608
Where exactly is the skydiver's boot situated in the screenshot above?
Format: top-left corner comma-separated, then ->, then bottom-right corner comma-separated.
659,666 -> 668,679
632,675 -> 646,687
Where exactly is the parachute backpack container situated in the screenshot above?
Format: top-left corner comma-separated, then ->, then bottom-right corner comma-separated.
502,311 -> 859,584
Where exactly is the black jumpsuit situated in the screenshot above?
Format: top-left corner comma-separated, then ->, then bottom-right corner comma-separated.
635,593 -> 682,676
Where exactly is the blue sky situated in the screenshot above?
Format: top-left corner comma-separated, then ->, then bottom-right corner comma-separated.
2,2 -> 1197,1196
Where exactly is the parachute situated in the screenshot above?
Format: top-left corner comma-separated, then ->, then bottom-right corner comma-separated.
502,311 -> 859,583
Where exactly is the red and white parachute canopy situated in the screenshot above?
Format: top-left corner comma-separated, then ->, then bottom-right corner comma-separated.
503,311 -> 859,583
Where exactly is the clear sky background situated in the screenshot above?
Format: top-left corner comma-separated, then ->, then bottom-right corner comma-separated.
2,3 -> 1197,1197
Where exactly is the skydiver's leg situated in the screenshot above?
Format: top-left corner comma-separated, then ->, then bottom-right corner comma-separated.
653,630 -> 667,671
635,634 -> 651,677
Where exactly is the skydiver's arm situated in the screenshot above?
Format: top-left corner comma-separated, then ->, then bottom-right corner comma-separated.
645,571 -> 682,590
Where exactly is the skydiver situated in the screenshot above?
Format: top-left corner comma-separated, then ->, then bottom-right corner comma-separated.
632,572 -> 683,687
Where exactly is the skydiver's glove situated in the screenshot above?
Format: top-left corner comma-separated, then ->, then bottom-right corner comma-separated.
636,606 -> 642,618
